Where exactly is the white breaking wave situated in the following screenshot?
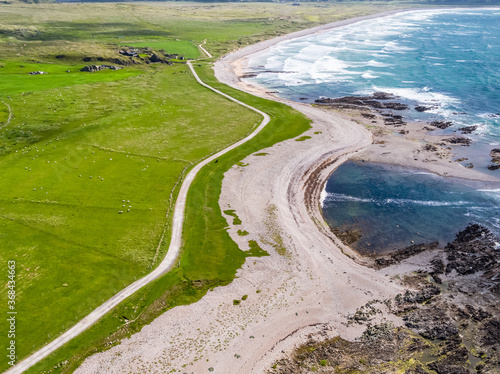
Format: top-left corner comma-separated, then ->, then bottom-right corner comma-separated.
323,192 -> 472,207
320,189 -> 328,207
478,113 -> 500,119
382,41 -> 416,53
413,171 -> 439,176
361,72 -> 378,79
366,59 -> 391,67
372,86 -> 460,106
311,56 -> 351,74
477,188 -> 500,195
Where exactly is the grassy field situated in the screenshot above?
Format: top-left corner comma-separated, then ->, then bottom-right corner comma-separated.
0,1 -> 414,372
24,59 -> 313,374
0,58 -> 264,364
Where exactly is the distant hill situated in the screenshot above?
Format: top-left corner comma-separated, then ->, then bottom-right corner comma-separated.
51,0 -> 500,4
3,0 -> 54,3
6,0 -> 500,8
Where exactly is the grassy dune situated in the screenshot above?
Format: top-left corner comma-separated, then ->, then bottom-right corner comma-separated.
0,1 -> 412,372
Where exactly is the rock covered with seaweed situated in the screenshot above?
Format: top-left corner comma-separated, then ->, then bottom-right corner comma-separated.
269,224 -> 500,373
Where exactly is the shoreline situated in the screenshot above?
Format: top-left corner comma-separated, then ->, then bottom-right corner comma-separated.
75,9 -> 500,374
215,8 -> 500,185
216,9 -> 418,100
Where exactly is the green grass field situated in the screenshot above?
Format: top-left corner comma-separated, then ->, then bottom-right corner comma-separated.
124,40 -> 200,58
24,59 -> 313,374
0,57 -> 265,366
0,1 -> 413,372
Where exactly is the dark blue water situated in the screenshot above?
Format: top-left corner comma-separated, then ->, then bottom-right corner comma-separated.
322,162 -> 500,254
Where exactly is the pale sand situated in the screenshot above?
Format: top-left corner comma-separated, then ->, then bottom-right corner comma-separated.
76,9 -> 499,374
76,99 -> 404,374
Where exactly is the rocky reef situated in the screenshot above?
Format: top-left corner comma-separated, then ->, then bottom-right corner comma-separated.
269,224 -> 500,373
488,149 -> 500,170
314,92 -> 409,111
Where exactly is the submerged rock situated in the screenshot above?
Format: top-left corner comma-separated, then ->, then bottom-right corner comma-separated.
315,92 -> 408,110
430,120 -> 453,129
375,241 -> 439,269
442,136 -> 472,146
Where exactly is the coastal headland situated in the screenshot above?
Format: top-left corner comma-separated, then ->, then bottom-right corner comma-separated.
75,9 -> 500,374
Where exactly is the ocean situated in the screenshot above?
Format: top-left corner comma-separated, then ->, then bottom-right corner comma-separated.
245,9 -> 500,253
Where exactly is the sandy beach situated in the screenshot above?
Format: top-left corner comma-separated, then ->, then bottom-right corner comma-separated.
75,10 -> 499,374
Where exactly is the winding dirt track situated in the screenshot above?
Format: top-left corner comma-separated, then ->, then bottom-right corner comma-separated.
5,61 -> 270,374
71,10 -> 496,373
73,28 -> 406,371
72,66 -> 404,374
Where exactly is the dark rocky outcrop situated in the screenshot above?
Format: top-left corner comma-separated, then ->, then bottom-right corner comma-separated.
360,112 -> 376,119
80,65 -> 122,73
415,105 -> 436,112
423,144 -> 438,152
375,241 -> 439,269
82,56 -> 133,66
430,120 -> 453,129
147,53 -> 173,65
383,118 -> 406,126
315,92 -> 408,111
402,305 -> 458,340
270,225 -> 500,374
381,113 -> 406,126
445,223 -> 498,276
490,148 -> 500,164
457,125 -> 477,134
442,137 -> 472,146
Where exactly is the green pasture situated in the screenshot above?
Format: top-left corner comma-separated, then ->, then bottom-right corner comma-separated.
0,102 -> 9,124
0,58 -> 262,369
26,60 -> 311,374
0,61 -> 143,95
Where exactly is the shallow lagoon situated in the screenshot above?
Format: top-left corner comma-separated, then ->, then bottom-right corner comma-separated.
322,161 -> 500,254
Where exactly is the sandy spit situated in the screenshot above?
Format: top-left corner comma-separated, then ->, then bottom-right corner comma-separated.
75,101 -> 403,374
75,9 -> 498,374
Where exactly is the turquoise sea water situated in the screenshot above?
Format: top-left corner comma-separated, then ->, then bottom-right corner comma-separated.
247,8 -> 500,171
246,9 -> 500,253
